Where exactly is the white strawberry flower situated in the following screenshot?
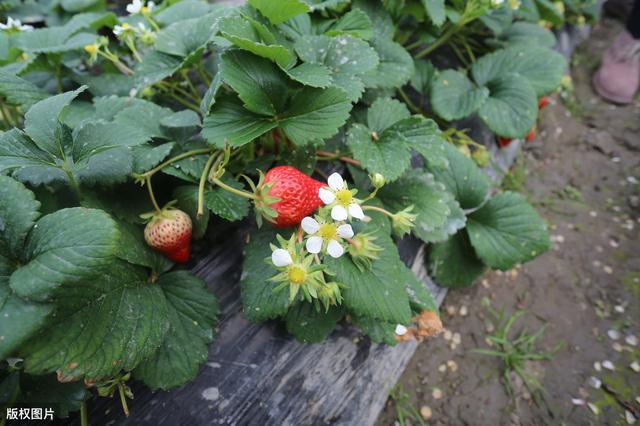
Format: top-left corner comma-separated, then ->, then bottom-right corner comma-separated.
301,216 -> 354,258
271,248 -> 293,267
113,22 -> 135,37
0,17 -> 34,32
319,173 -> 365,221
126,0 -> 155,15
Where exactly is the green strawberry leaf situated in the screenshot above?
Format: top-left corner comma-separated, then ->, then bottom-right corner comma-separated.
279,86 -> 352,145
347,123 -> 411,182
294,34 -> 379,101
72,120 -> 150,163
480,4 -> 514,35
219,14 -> 295,68
422,0 -> 446,26
471,46 -> 566,96
491,21 -> 556,48
398,262 -> 438,313
353,0 -> 394,41
390,116 -> 448,168
132,143 -> 175,174
135,271 -> 218,390
174,185 -> 210,240
361,38 -> 414,89
0,295 -> 52,360
366,97 -> 410,134
220,49 -> 292,116
351,315 -> 398,345
284,62 -> 333,88
415,197 -> 466,243
202,95 -> 277,148
431,69 -> 488,120
286,303 -> 344,343
112,100 -> 174,140
24,87 -> 87,157
133,51 -> 185,89
326,230 -> 412,324
155,0 -> 217,25
325,8 -> 373,40
115,221 -> 173,275
348,113 -> 446,182
302,0 -> 351,11
0,71 -> 48,110
241,227 -> 291,322
10,208 -> 120,302
378,170 -> 453,242
410,60 -> 437,97
429,230 -> 486,288
425,142 -> 490,209
20,261 -> 169,381
15,27 -> 97,54
467,191 -> 551,270
205,181 -> 251,222
248,0 -> 310,25
0,176 -> 40,256
155,12 -> 224,58
477,74 -> 537,138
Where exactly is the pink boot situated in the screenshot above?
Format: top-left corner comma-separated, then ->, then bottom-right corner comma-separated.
593,30 -> 640,104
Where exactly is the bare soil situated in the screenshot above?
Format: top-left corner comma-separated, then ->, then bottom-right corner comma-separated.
377,16 -> 640,426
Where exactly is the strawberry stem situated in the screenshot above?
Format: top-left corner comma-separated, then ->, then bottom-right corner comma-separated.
117,382 -> 130,417
138,148 -> 215,178
197,152 -> 222,217
316,151 -> 361,167
146,176 -> 162,213
80,400 -> 88,426
362,205 -> 394,218
210,177 -> 258,200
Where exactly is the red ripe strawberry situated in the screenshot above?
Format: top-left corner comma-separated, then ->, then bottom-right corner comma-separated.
144,209 -> 192,263
497,136 -> 513,148
526,127 -> 536,142
538,97 -> 550,109
260,166 -> 325,228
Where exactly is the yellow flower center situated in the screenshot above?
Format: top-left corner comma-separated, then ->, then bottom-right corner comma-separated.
141,6 -> 150,14
318,223 -> 337,240
335,189 -> 352,206
288,265 -> 307,284
122,23 -> 130,29
84,44 -> 98,55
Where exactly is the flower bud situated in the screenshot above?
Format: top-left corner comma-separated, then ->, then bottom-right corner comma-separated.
392,206 -> 417,238
349,232 -> 383,271
457,144 -> 471,158
472,147 -> 490,167
370,173 -> 385,189
318,282 -> 343,311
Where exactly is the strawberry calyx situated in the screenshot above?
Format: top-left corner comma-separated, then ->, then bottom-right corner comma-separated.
139,200 -> 180,222
245,170 -> 281,227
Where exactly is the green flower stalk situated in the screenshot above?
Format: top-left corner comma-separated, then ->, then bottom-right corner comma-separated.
269,235 -> 327,303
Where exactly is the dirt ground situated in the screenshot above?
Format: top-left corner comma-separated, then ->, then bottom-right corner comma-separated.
377,16 -> 640,426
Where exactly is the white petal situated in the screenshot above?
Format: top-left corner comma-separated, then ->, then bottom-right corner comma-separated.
327,172 -> 344,190
348,203 -> 365,220
327,240 -> 344,258
337,224 -> 354,239
319,187 -> 336,205
331,205 -> 348,221
271,249 -> 293,267
147,1 -> 155,10
301,217 -> 319,234
306,236 -> 323,254
395,324 -> 408,335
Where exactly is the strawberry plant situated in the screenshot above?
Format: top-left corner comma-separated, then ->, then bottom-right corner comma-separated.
0,0 -> 563,421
